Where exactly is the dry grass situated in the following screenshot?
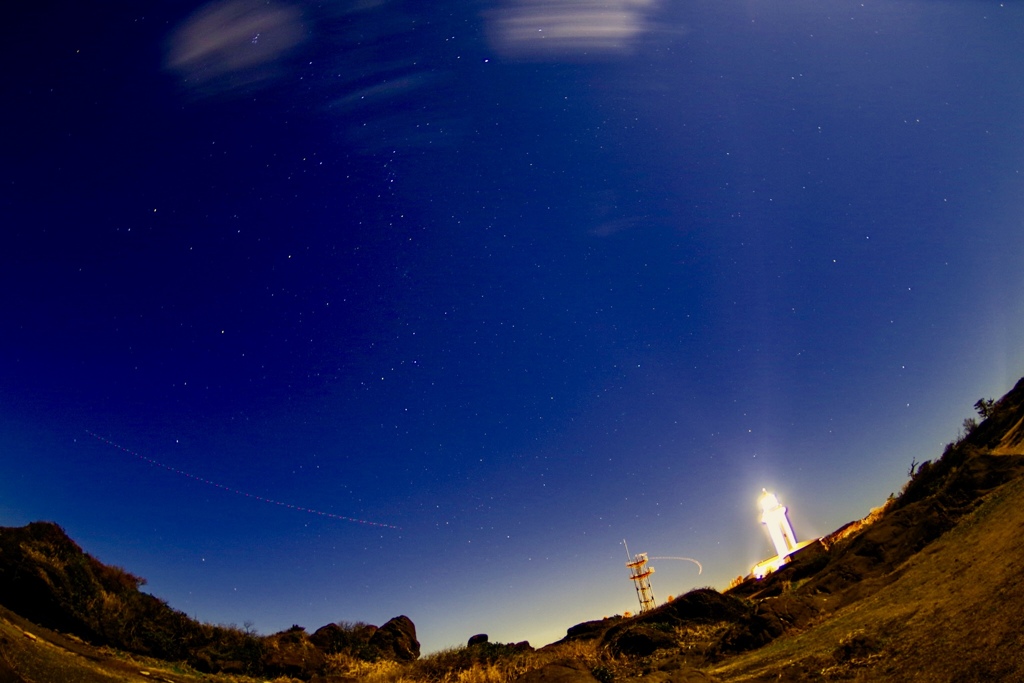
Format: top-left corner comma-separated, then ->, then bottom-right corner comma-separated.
324,653 -> 410,683
673,621 -> 732,663
313,639 -> 610,683
409,640 -> 606,683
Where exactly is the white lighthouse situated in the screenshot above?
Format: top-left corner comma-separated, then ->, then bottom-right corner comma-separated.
751,489 -> 802,578
760,489 -> 798,558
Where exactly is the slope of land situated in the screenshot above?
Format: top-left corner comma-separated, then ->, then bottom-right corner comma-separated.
709,463 -> 1024,681
2,377 -> 1024,682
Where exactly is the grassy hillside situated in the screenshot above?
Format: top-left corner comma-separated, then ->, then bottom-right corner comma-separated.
709,465 -> 1024,681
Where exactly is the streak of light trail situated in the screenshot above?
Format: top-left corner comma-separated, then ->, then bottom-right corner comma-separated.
87,431 -> 398,529
648,557 -> 703,574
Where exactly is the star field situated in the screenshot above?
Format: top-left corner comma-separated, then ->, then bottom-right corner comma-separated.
2,0 -> 1024,653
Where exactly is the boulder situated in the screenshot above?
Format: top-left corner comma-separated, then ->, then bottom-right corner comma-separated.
310,623 -> 345,652
261,627 -> 327,678
561,618 -> 617,643
468,633 -> 489,646
310,622 -> 377,655
369,615 -> 420,661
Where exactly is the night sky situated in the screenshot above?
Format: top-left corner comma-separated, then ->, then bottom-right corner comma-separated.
2,0 -> 1023,653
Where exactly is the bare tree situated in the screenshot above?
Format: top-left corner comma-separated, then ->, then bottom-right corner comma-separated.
974,398 -> 995,419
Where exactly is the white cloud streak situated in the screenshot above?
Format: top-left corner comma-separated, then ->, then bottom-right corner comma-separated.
486,0 -> 662,59
166,0 -> 306,92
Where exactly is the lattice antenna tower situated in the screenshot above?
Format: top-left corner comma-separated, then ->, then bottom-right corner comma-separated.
623,539 -> 656,613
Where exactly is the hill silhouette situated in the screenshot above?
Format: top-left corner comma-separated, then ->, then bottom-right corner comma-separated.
2,376 -> 1024,682
0,522 -> 418,678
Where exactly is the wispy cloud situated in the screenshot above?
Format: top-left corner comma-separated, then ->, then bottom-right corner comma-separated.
485,0 -> 662,60
165,0 -> 307,94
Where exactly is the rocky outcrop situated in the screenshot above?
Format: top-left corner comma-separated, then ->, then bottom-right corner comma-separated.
369,615 -> 420,661
261,626 -> 327,679
310,621 -> 378,655
307,617 -> 419,662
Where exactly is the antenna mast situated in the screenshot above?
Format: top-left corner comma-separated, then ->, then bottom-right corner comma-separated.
623,539 -> 656,613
